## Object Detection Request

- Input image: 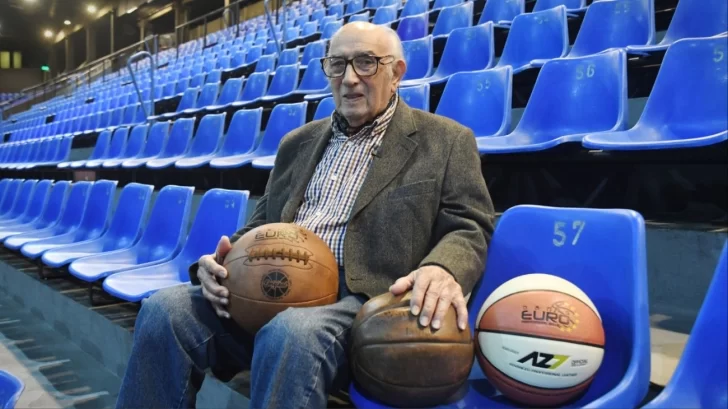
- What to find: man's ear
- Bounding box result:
[391,59,407,91]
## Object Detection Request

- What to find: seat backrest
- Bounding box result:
[479,0,525,24]
[267,64,300,97]
[402,36,434,81]
[245,46,263,64]
[255,54,277,73]
[516,49,627,141]
[122,104,136,125]
[177,87,200,112]
[298,59,329,91]
[278,48,300,67]
[569,0,654,58]
[217,78,243,106]
[256,102,307,155]
[436,23,495,78]
[240,70,270,101]
[122,124,150,159]
[220,108,262,156]
[637,34,728,137]
[436,66,512,137]
[0,179,10,202]
[373,4,398,25]
[301,40,326,66]
[644,243,727,408]
[328,3,343,18]
[89,130,112,161]
[397,13,429,41]
[432,0,461,10]
[0,370,23,409]
[399,84,430,111]
[349,12,369,23]
[37,180,70,227]
[159,117,195,158]
[400,0,428,18]
[106,127,130,159]
[432,2,473,37]
[206,69,222,84]
[197,83,221,108]
[314,97,336,120]
[135,185,195,263]
[345,0,364,14]
[52,136,73,162]
[190,73,205,88]
[533,0,584,11]
[74,180,118,241]
[322,20,343,40]
[55,181,92,233]
[177,189,249,281]
[302,21,319,37]
[101,183,154,251]
[661,0,727,44]
[468,205,649,405]
[141,121,171,157]
[18,179,53,223]
[497,6,569,71]
[108,107,123,127]
[0,179,23,216]
[187,113,226,156]
[5,179,36,218]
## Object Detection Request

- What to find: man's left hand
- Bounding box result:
[389,266,468,331]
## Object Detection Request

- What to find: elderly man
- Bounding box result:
[116,22,494,408]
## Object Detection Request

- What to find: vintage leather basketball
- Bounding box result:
[221,223,339,334]
[350,291,474,408]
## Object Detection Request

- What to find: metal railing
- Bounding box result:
[126,51,156,120]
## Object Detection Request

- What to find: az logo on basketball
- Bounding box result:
[518,352,570,370]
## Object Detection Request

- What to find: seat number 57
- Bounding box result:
[553,220,586,247]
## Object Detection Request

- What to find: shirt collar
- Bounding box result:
[331,93,398,139]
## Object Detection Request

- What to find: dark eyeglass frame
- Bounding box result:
[320,55,396,78]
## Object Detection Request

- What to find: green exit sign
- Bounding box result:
[41,65,50,72]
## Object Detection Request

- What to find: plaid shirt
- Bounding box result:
[293,94,399,266]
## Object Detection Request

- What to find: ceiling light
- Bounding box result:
[43,29,53,38]
[127,6,138,14]
[87,4,97,13]
[64,20,71,26]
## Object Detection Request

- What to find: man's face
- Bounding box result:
[326,27,399,128]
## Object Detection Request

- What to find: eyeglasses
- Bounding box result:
[320,55,395,78]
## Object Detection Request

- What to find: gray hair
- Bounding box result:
[328,22,405,65]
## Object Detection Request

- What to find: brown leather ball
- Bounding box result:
[221,223,339,334]
[350,291,474,408]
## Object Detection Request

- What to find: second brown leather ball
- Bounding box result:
[350,291,474,408]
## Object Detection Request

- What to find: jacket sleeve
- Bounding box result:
[188,175,272,286]
[418,127,495,296]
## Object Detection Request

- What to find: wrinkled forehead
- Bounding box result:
[328,29,390,58]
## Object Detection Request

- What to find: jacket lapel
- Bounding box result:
[280,122,333,222]
[349,102,418,220]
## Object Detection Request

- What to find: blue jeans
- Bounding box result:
[116,272,365,409]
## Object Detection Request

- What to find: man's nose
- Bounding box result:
[342,63,359,86]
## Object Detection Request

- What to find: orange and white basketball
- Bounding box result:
[475,274,605,407]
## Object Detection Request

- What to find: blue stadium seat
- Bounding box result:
[301,40,326,66]
[0,179,10,205]
[401,23,495,86]
[182,82,220,115]
[397,13,429,41]
[402,36,434,81]
[20,180,117,259]
[0,180,50,229]
[432,2,473,39]
[350,205,650,409]
[102,188,249,302]
[150,87,200,121]
[230,71,271,107]
[372,5,398,25]
[0,181,22,218]
[61,130,111,169]
[329,3,344,18]
[102,124,150,168]
[145,117,196,169]
[349,12,370,23]
[0,370,24,409]
[255,54,276,73]
[203,78,243,112]
[0,180,37,223]
[432,0,462,11]
[479,49,627,154]
[322,20,344,40]
[0,181,70,243]
[642,242,727,409]
[206,69,222,84]
[210,102,307,169]
[258,64,302,103]
[627,0,728,54]
[121,122,172,168]
[314,97,336,120]
[435,66,512,138]
[68,185,194,283]
[345,0,364,16]
[41,183,154,268]
[86,127,129,168]
[583,35,727,150]
[399,84,430,111]
[400,0,428,18]
[495,6,569,73]
[533,0,585,12]
[478,0,525,26]
[293,59,330,95]
[170,113,226,168]
[176,109,262,169]
[277,48,300,68]
[4,181,92,251]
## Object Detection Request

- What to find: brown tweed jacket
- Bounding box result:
[190,100,495,299]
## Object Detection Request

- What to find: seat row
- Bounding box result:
[0,178,248,303]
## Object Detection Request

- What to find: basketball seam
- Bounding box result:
[483,289,601,318]
[224,254,337,274]
[476,329,604,349]
[481,353,594,393]
[228,292,337,304]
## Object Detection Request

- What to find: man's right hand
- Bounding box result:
[198,236,233,319]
